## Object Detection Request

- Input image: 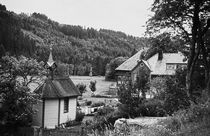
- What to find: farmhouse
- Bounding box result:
[33,48,81,128]
[115,50,187,84]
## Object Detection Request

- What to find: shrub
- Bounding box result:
[91,102,105,107]
[75,111,85,122]
[89,80,96,94]
[118,80,144,118]
[150,77,167,100]
[138,99,166,117]
[174,102,210,124]
[65,120,80,127]
[86,100,92,106]
[95,106,115,117]
[85,106,128,131]
[76,83,87,95]
[164,76,190,115]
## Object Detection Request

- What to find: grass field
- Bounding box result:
[70,76,117,103]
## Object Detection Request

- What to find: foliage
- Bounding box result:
[105,57,127,80]
[64,120,81,128]
[150,77,167,100]
[138,99,166,117]
[147,0,210,97]
[135,65,150,99]
[85,100,92,106]
[76,83,87,96]
[1,55,45,87]
[0,55,43,134]
[118,80,144,117]
[164,76,190,115]
[91,102,105,107]
[168,101,210,136]
[75,111,85,122]
[89,80,96,93]
[144,33,185,60]
[0,83,37,127]
[0,4,148,76]
[85,106,128,132]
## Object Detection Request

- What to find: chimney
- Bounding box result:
[158,50,163,60]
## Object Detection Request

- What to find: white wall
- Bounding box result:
[44,99,59,128]
[60,98,77,124]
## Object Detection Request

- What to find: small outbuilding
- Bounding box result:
[33,47,81,128]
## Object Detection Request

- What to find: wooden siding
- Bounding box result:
[44,99,59,128]
[60,98,77,124]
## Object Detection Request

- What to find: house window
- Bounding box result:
[177,64,187,69]
[166,64,176,70]
[64,98,69,113]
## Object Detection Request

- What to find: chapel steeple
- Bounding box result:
[47,45,56,79]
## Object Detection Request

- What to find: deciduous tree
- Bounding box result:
[0,55,45,133]
[147,0,210,97]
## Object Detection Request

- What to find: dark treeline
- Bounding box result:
[0,4,148,76]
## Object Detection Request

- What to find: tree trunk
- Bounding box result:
[186,0,200,98]
[207,72,210,97]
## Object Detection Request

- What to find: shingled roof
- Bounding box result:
[116,50,187,76]
[148,53,187,75]
[115,49,145,71]
[35,77,81,99]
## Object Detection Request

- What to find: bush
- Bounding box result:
[164,76,190,115]
[89,80,96,93]
[174,102,210,124]
[86,100,92,106]
[75,111,85,122]
[85,106,128,131]
[91,102,105,107]
[150,77,167,100]
[65,120,80,127]
[138,99,166,117]
[76,83,87,95]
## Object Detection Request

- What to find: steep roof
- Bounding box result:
[115,49,145,71]
[115,50,187,76]
[148,53,187,75]
[35,76,81,99]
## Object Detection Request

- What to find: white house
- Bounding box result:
[115,50,187,84]
[33,48,81,128]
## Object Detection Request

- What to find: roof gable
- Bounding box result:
[35,76,81,99]
[115,49,145,71]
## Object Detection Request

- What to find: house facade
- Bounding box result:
[33,48,81,128]
[115,50,187,84]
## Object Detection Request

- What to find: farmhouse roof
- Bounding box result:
[35,77,81,99]
[148,53,187,75]
[116,50,187,76]
[115,49,146,71]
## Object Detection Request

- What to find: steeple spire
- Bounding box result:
[47,45,55,67]
[47,44,56,79]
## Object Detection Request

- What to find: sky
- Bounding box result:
[1,0,154,37]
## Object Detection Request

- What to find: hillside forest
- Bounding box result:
[0,4,149,76]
